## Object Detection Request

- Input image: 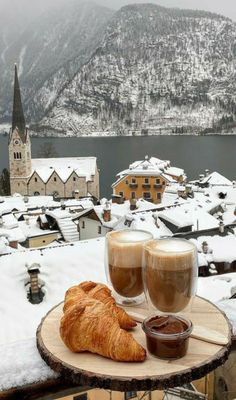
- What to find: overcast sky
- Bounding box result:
[97,0,236,20]
[0,0,235,22]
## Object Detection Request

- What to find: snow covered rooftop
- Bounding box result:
[31,157,97,183]
[199,172,232,186]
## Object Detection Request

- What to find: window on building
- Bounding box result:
[73,177,76,182]
[119,191,124,197]
[156,178,160,184]
[18,183,20,186]
[82,221,85,229]
[73,394,88,400]
[34,191,40,196]
[125,392,137,400]
[157,192,161,200]
[35,177,38,182]
[162,181,165,185]
[143,192,151,199]
[131,192,136,199]
[125,180,129,184]
[144,178,149,184]
[14,152,17,160]
[131,178,136,184]
[98,226,102,234]
[19,152,22,159]
[54,177,57,182]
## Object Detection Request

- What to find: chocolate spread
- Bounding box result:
[143,315,191,359]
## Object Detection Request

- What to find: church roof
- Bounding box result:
[31,157,97,183]
[12,65,27,143]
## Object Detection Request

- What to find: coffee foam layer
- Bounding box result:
[147,239,194,254]
[145,239,197,271]
[108,230,152,243]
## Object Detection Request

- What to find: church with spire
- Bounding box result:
[8,66,99,199]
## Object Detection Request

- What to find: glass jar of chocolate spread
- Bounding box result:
[142,314,193,359]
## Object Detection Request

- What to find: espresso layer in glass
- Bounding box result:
[109,265,143,298]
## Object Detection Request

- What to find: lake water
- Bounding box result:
[0,135,235,197]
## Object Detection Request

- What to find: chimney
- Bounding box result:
[199,174,205,182]
[177,186,187,199]
[61,199,66,210]
[9,238,18,249]
[205,169,210,177]
[112,194,124,204]
[27,263,44,304]
[103,201,111,222]
[185,184,193,195]
[23,195,29,203]
[219,221,225,234]
[202,241,209,254]
[25,215,30,225]
[130,198,137,210]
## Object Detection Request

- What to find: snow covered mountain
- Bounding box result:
[0,0,113,122]
[41,4,236,136]
[1,2,236,135]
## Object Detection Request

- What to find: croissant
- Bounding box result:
[64,282,137,329]
[60,297,146,362]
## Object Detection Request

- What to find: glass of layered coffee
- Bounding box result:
[143,238,198,313]
[105,230,153,305]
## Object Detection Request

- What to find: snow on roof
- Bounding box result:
[114,212,173,239]
[158,209,193,228]
[217,299,236,336]
[200,172,232,186]
[0,238,106,390]
[31,157,97,183]
[0,226,26,243]
[197,273,236,303]
[2,214,19,229]
[0,195,58,214]
[18,217,59,239]
[196,234,236,264]
[46,209,72,220]
[165,166,185,177]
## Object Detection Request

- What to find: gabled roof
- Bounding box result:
[31,157,97,184]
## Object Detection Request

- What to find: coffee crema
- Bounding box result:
[144,239,197,312]
[107,230,153,299]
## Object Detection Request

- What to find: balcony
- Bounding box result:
[142,183,151,189]
[154,184,162,189]
[129,183,138,188]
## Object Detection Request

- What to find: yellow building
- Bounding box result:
[112,157,186,205]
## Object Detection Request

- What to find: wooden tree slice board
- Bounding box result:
[37,296,232,392]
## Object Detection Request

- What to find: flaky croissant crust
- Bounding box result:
[60,296,146,362]
[63,281,136,330]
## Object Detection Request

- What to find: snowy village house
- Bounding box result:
[112,156,186,204]
[8,65,99,199]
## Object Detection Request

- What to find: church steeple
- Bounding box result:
[12,64,26,143]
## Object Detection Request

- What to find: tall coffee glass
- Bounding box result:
[144,238,198,313]
[105,230,153,305]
